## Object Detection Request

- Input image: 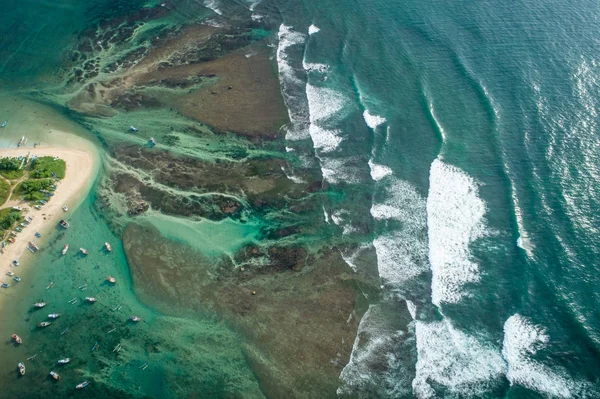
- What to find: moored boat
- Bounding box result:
[12,334,22,344]
[28,241,39,252]
[62,244,69,255]
[79,248,88,255]
[62,206,68,212]
[57,358,70,364]
[129,315,141,322]
[6,271,14,276]
[1,121,7,127]
[38,321,51,328]
[13,276,21,282]
[34,301,47,308]
[18,362,25,376]
[59,220,69,229]
[48,313,61,319]
[17,136,25,147]
[76,381,89,389]
[106,276,116,284]
[1,282,10,288]
[85,297,97,303]
[104,242,112,252]
[50,371,60,381]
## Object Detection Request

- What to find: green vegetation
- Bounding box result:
[13,179,53,201]
[29,156,66,179]
[163,134,181,146]
[0,179,10,206]
[0,208,22,231]
[0,157,24,179]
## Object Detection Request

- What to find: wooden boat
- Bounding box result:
[48,313,61,319]
[104,242,112,252]
[129,315,141,322]
[80,248,89,255]
[12,334,22,344]
[57,358,70,364]
[106,276,116,284]
[38,321,51,328]
[85,297,97,303]
[1,283,10,288]
[28,242,39,252]
[76,381,89,389]
[18,362,25,376]
[59,220,69,229]
[13,276,21,282]
[62,244,69,255]
[6,271,14,276]
[50,371,60,380]
[62,206,68,212]
[34,302,47,308]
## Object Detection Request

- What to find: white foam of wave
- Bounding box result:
[251,13,263,21]
[331,210,358,235]
[308,24,320,35]
[339,243,371,273]
[305,83,346,124]
[319,157,361,184]
[203,0,223,15]
[276,24,309,141]
[413,319,505,398]
[338,305,410,397]
[308,124,342,153]
[303,61,329,73]
[371,179,429,286]
[363,110,387,129]
[406,300,417,319]
[502,314,583,398]
[322,206,330,224]
[368,160,393,181]
[427,158,487,306]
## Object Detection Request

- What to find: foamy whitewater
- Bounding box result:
[426,158,488,306]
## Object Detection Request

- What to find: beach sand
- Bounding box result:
[0,147,97,295]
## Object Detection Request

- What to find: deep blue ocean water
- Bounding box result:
[0,0,599,397]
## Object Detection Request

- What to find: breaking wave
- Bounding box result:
[427,158,488,306]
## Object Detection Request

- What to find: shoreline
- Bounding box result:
[0,147,98,306]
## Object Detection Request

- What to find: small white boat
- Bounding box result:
[12,260,19,266]
[34,205,42,210]
[57,358,70,364]
[59,220,69,229]
[38,321,51,328]
[13,276,21,282]
[129,125,138,132]
[85,297,97,303]
[80,248,89,255]
[29,242,39,252]
[76,381,89,389]
[1,121,7,128]
[106,276,116,284]
[62,206,68,212]
[62,244,69,255]
[6,271,14,276]
[1,282,10,288]
[18,362,25,376]
[17,136,25,147]
[50,371,60,380]
[149,137,156,146]
[48,313,61,319]
[104,242,112,252]
[34,302,47,308]
[129,315,141,322]
[12,334,22,344]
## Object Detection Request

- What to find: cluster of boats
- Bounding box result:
[15,358,87,388]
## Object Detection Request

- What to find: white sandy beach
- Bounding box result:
[0,147,96,285]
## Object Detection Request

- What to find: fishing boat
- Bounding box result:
[85,297,97,303]
[18,362,25,376]
[7,237,15,243]
[35,232,42,237]
[37,321,51,328]
[48,313,61,319]
[62,206,68,212]
[57,358,70,364]
[106,276,116,284]
[91,341,99,352]
[50,371,60,381]
[1,283,10,288]
[12,260,19,266]
[104,242,112,252]
[129,315,141,322]
[40,200,47,205]
[79,248,89,255]
[76,381,89,389]
[129,125,138,132]
[59,220,69,229]
[149,137,156,146]
[13,276,21,282]
[1,121,7,127]
[34,205,42,210]
[12,334,22,344]
[6,271,14,276]
[28,242,39,252]
[62,244,69,255]
[34,301,47,308]
[112,343,122,352]
[17,136,25,147]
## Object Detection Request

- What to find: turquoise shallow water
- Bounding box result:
[1,0,600,397]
